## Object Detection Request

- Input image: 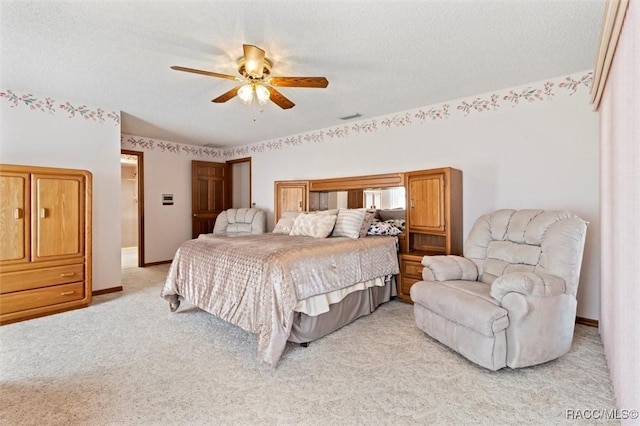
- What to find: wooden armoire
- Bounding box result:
[0,164,92,325]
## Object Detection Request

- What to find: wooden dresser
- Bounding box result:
[0,164,92,325]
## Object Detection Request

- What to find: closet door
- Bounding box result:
[32,173,85,262]
[0,172,30,265]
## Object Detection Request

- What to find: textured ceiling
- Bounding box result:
[0,1,604,148]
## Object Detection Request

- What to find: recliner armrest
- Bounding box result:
[421,255,479,282]
[490,272,566,302]
[251,210,267,234]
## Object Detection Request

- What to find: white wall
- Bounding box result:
[226,71,600,320]
[0,89,121,291]
[120,135,224,263]
[0,72,600,320]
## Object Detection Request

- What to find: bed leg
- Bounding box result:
[166,295,181,312]
[300,342,309,348]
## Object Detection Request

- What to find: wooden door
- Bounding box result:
[192,161,228,238]
[32,173,84,262]
[274,181,308,223]
[0,171,30,265]
[408,172,446,232]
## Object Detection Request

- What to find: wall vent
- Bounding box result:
[338,113,362,120]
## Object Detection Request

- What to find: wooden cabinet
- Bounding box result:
[0,164,92,325]
[399,167,462,302]
[274,180,308,223]
[406,167,462,254]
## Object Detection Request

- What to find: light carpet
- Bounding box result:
[0,265,616,425]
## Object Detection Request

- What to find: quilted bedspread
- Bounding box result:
[161,233,399,366]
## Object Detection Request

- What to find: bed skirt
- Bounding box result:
[288,277,396,343]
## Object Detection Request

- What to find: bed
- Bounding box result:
[161,232,399,366]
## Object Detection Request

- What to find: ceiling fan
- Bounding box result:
[171,44,329,110]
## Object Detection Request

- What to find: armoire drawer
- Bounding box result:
[0,264,84,294]
[0,282,85,315]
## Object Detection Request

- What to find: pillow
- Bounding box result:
[273,211,300,234]
[378,209,406,221]
[359,211,376,238]
[315,209,339,216]
[384,218,406,232]
[367,220,403,236]
[332,208,367,239]
[289,213,337,238]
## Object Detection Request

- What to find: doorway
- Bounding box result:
[228,157,252,208]
[121,150,145,268]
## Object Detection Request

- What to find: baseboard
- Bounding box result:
[576,316,599,327]
[92,286,123,296]
[143,260,173,267]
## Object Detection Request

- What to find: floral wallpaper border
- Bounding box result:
[0,89,120,125]
[221,71,593,159]
[2,71,592,160]
[120,135,223,159]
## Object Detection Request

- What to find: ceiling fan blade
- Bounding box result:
[268,87,295,109]
[243,44,266,78]
[171,66,239,81]
[212,87,240,103]
[269,77,329,88]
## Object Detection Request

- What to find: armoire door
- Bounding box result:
[0,172,30,265]
[32,173,85,262]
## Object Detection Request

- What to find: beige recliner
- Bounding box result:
[410,209,588,370]
[212,208,267,235]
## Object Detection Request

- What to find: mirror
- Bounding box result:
[309,187,406,211]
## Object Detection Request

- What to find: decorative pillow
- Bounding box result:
[332,208,367,239]
[378,209,406,221]
[289,213,337,238]
[273,211,300,234]
[384,218,406,232]
[359,211,376,238]
[315,209,339,216]
[367,220,403,236]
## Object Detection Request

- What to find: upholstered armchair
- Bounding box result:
[212,208,267,235]
[410,209,588,370]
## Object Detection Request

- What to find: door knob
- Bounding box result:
[193,214,197,217]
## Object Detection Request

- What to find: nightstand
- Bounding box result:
[397,253,424,303]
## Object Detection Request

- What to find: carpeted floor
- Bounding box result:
[0,265,616,425]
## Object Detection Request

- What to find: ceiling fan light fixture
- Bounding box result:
[238,83,270,106]
[172,44,327,110]
[255,84,270,105]
[237,84,255,105]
